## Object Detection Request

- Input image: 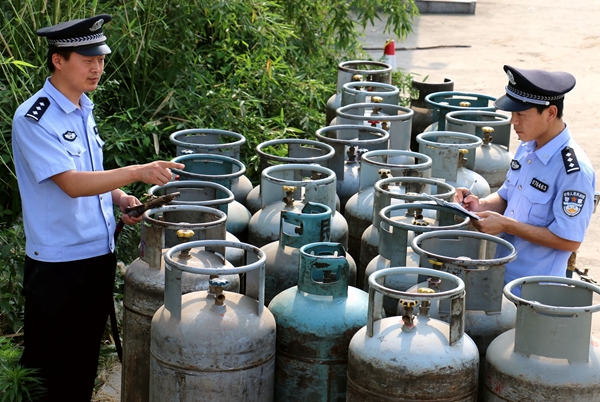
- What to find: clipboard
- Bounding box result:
[418,193,481,220]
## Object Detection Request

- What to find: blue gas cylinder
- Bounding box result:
[268,242,369,402]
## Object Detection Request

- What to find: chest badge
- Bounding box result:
[63,131,77,142]
[510,159,521,170]
[563,191,586,217]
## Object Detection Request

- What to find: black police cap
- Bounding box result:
[36,14,112,56]
[495,65,576,112]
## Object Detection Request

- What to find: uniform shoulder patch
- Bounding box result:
[25,97,51,122]
[562,147,580,174]
[563,190,586,217]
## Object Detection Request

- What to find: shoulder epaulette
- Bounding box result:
[25,97,50,122]
[561,146,580,175]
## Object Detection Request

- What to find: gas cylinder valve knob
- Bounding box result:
[176,229,195,259]
[459,101,471,107]
[347,145,358,162]
[351,74,364,82]
[209,278,229,307]
[282,186,297,206]
[458,149,469,167]
[427,277,442,290]
[482,126,494,145]
[181,149,194,155]
[417,287,436,316]
[400,299,418,330]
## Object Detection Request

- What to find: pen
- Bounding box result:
[460,180,477,205]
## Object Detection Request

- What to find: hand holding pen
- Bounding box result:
[460,180,477,206]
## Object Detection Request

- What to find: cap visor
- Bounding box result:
[494,94,534,112]
[73,43,112,56]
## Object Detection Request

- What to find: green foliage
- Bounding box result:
[0,338,46,402]
[0,222,25,336]
[1,0,418,224]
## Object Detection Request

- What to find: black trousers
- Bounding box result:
[20,253,116,402]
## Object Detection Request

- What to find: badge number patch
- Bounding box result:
[530,178,548,192]
[563,190,586,217]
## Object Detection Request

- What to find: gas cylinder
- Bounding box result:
[171,153,251,241]
[122,205,240,402]
[169,128,253,205]
[150,240,275,401]
[268,242,368,402]
[338,81,399,113]
[326,60,392,125]
[445,110,513,192]
[410,229,518,356]
[343,149,432,283]
[424,91,497,132]
[359,176,455,289]
[315,124,390,211]
[409,78,454,151]
[364,203,471,316]
[147,180,244,267]
[347,267,479,401]
[245,138,336,215]
[333,102,414,162]
[249,202,356,305]
[247,164,349,248]
[483,276,600,401]
[416,131,491,198]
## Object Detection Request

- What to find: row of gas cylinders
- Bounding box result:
[126,231,600,402]
[121,60,600,401]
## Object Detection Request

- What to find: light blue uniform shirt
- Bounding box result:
[496,125,596,284]
[12,78,115,262]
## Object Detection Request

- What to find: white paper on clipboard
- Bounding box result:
[418,193,481,220]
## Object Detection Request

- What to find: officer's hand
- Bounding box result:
[454,187,479,211]
[117,194,143,225]
[471,211,506,235]
[138,161,185,186]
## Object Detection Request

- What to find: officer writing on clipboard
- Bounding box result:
[455,65,596,288]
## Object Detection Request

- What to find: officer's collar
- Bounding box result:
[526,125,571,165]
[43,77,94,113]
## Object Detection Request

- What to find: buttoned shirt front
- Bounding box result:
[12,78,115,262]
[495,125,595,284]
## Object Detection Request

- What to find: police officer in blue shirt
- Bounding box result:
[12,15,184,401]
[456,65,596,289]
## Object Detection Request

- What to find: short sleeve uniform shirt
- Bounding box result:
[495,125,596,284]
[12,78,115,262]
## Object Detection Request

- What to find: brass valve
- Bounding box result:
[209,277,229,307]
[282,186,297,206]
[400,299,418,329]
[378,169,391,180]
[351,74,364,82]
[482,126,494,145]
[417,287,435,316]
[347,145,358,162]
[459,101,471,107]
[458,148,469,167]
[176,229,195,259]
